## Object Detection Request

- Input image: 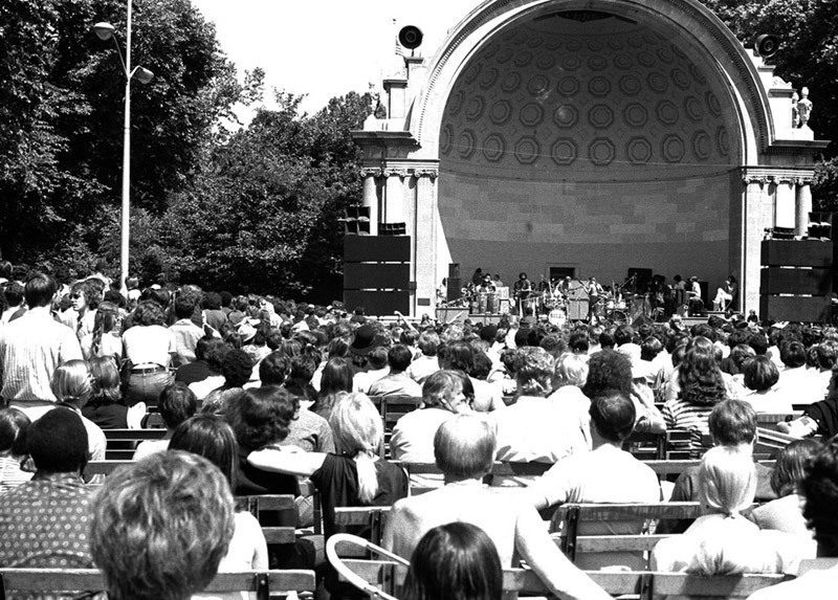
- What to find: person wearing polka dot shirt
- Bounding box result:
[0,408,94,580]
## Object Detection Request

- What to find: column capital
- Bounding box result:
[740,167,815,185]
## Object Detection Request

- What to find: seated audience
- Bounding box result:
[747,437,838,599]
[0,408,94,568]
[179,336,227,390]
[402,523,502,600]
[82,355,146,429]
[169,415,268,573]
[0,408,31,493]
[493,348,587,481]
[248,392,408,596]
[662,341,727,456]
[50,359,106,462]
[751,438,822,535]
[585,350,665,434]
[528,391,661,569]
[368,344,422,397]
[439,342,503,412]
[383,415,610,600]
[653,446,809,575]
[391,370,472,462]
[742,355,794,413]
[405,331,441,385]
[90,451,235,600]
[133,382,198,460]
[659,399,776,534]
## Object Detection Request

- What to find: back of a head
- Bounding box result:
[388,344,413,373]
[780,341,806,369]
[434,414,496,480]
[698,446,756,517]
[221,348,253,388]
[24,272,56,308]
[402,522,502,600]
[589,391,636,443]
[742,355,779,392]
[328,392,382,456]
[708,399,756,446]
[50,359,93,408]
[259,351,292,386]
[801,438,838,556]
[613,325,634,347]
[771,438,822,498]
[169,415,238,488]
[228,386,295,451]
[422,370,464,409]
[90,451,235,600]
[568,330,589,354]
[28,408,88,473]
[320,357,354,395]
[583,350,632,398]
[554,353,589,388]
[0,408,30,456]
[159,383,198,430]
[514,346,555,397]
[88,356,121,402]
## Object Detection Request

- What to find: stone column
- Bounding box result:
[742,176,773,314]
[414,169,439,316]
[361,172,379,235]
[774,179,796,229]
[795,180,813,237]
[384,171,406,224]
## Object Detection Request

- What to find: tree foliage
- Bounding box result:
[0,0,240,275]
[157,90,373,301]
[700,0,838,206]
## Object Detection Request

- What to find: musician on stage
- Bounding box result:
[513,272,533,313]
[477,273,497,294]
[585,276,603,319]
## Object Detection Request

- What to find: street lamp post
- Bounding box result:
[93,0,153,293]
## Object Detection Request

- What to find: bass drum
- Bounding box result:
[548,308,567,327]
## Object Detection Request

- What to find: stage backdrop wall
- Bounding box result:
[436,14,740,290]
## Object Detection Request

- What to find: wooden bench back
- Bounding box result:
[0,569,316,600]
[337,560,789,599]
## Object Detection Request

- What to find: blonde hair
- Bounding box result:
[328,392,383,503]
[555,353,589,388]
[51,359,93,408]
[699,446,756,517]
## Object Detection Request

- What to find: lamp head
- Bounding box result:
[134,67,154,85]
[93,22,115,41]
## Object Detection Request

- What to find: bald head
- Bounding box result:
[434,415,496,480]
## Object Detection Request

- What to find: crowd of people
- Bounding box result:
[1,260,838,598]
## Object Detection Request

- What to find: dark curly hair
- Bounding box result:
[133,300,166,327]
[583,350,632,398]
[677,349,726,407]
[801,436,838,556]
[226,386,296,451]
[221,349,253,388]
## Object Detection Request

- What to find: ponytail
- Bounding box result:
[354,450,379,503]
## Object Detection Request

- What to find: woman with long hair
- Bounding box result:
[82,356,146,429]
[402,523,503,600]
[248,392,408,595]
[169,415,268,574]
[50,359,106,462]
[663,337,727,456]
[90,300,124,360]
[312,357,353,420]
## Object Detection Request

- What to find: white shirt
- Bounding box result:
[122,324,176,366]
[528,444,660,508]
[748,562,838,600]
[405,355,440,384]
[0,307,82,402]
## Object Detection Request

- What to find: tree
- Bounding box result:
[700,0,838,207]
[0,0,242,275]
[158,90,373,301]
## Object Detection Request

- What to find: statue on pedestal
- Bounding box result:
[797,86,813,128]
[791,91,800,128]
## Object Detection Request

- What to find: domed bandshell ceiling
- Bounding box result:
[439,12,742,182]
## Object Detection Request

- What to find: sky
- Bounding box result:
[191,0,474,117]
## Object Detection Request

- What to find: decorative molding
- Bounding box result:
[362,160,440,180]
[740,167,815,185]
[412,0,771,152]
